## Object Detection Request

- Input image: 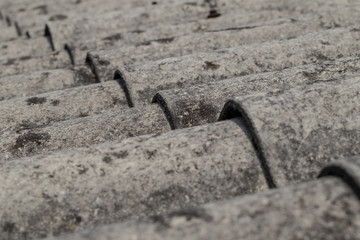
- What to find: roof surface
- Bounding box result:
[0,0,360,239]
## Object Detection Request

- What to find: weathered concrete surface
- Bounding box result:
[50,0,337,51]
[0,50,71,78]
[0,104,171,161]
[0,80,127,133]
[14,0,180,37]
[44,165,360,240]
[0,66,96,101]
[114,28,360,107]
[0,37,52,62]
[220,76,360,187]
[154,57,360,129]
[0,0,74,19]
[69,2,359,65]
[72,9,294,66]
[0,118,267,240]
[87,9,360,81]
[45,2,216,51]
[319,155,360,199]
[10,0,183,23]
[0,25,18,41]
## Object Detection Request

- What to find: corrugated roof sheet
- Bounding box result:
[0,0,360,239]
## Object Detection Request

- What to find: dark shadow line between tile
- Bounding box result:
[152,93,176,130]
[64,43,75,65]
[219,100,277,189]
[85,53,101,83]
[14,21,22,36]
[44,23,55,51]
[319,162,360,201]
[114,69,134,108]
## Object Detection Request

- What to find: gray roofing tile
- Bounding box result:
[219,76,360,187]
[47,0,358,51]
[0,50,70,78]
[320,155,360,199]
[154,57,360,129]
[15,0,181,37]
[45,2,219,51]
[0,25,19,41]
[0,118,266,239]
[70,9,305,65]
[0,80,127,134]
[44,157,360,240]
[0,37,52,61]
[0,104,170,161]
[114,28,360,107]
[0,66,96,101]
[1,0,360,238]
[85,7,360,72]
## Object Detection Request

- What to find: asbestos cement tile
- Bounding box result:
[45,2,218,51]
[0,80,127,133]
[87,7,360,82]
[43,158,360,240]
[0,25,19,41]
[0,118,266,239]
[0,66,96,101]
[0,104,171,161]
[0,37,52,62]
[14,0,183,37]
[154,57,360,129]
[67,1,359,64]
[219,76,360,187]
[0,50,71,78]
[114,28,360,107]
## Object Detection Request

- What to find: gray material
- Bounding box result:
[219,76,360,187]
[115,28,360,107]
[0,50,70,78]
[0,66,96,101]
[0,25,18,41]
[14,0,179,36]
[0,0,74,19]
[320,155,360,199]
[11,0,182,23]
[72,9,297,66]
[87,9,360,82]
[0,118,267,239]
[154,57,360,129]
[0,37,52,62]
[0,104,171,161]
[67,1,359,65]
[45,2,216,51]
[43,175,360,240]
[0,80,127,133]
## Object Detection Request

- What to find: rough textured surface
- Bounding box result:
[115,28,360,107]
[0,104,170,161]
[0,118,267,240]
[46,1,219,51]
[65,0,358,64]
[0,37,52,61]
[0,80,127,133]
[154,57,360,129]
[1,0,360,239]
[14,0,177,37]
[0,49,71,78]
[44,176,360,240]
[320,155,360,200]
[73,10,294,66]
[220,76,360,187]
[87,9,360,82]
[0,25,18,41]
[0,66,96,101]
